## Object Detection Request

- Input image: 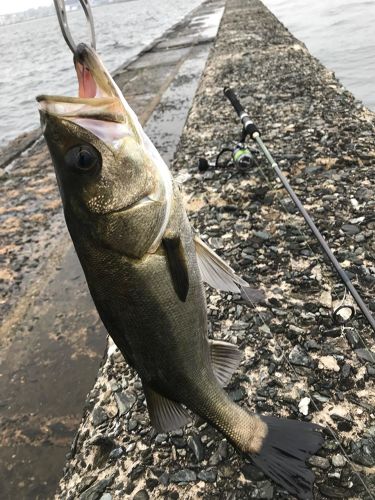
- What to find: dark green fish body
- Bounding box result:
[69,186,208,392]
[66,180,258,447]
[37,43,323,498]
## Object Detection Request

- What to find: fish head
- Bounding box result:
[37,43,172,258]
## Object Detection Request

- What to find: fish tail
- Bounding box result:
[239,414,323,499]
[191,387,322,498]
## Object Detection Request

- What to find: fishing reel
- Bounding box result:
[197,141,256,172]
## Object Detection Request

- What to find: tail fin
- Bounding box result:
[251,416,323,499]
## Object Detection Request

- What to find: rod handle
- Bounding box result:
[223,87,260,138]
[223,87,245,117]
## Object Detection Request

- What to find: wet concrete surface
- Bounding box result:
[0,0,225,498]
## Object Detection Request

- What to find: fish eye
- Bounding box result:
[65,144,101,173]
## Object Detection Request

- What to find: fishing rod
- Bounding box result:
[202,87,375,334]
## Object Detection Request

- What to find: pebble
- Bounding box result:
[126,443,136,453]
[251,481,274,499]
[253,230,271,240]
[288,345,312,367]
[169,469,197,483]
[241,463,265,481]
[128,419,138,431]
[158,471,169,486]
[133,490,149,500]
[170,436,186,448]
[309,456,330,470]
[108,447,123,460]
[298,397,310,415]
[130,464,145,481]
[351,436,375,466]
[197,468,217,482]
[187,435,204,461]
[114,392,136,416]
[78,476,98,494]
[331,454,346,467]
[319,484,351,498]
[80,478,113,500]
[341,223,360,235]
[355,348,375,364]
[318,356,340,372]
[340,363,351,379]
[208,440,227,465]
[92,407,108,427]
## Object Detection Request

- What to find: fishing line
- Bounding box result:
[240,290,374,499]
[249,153,374,363]
[229,107,375,495]
[200,89,375,496]
[222,87,375,336]
[205,87,375,360]
[236,126,375,498]
[205,155,375,498]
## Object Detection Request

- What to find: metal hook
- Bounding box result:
[53,0,96,54]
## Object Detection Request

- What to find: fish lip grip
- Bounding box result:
[53,0,96,54]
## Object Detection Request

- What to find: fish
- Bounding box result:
[36,43,323,499]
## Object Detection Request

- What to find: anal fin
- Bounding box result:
[210,340,242,386]
[144,384,191,432]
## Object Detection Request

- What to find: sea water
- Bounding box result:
[0,0,374,148]
[0,0,203,147]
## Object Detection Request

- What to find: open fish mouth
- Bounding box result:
[36,43,134,144]
[36,43,174,252]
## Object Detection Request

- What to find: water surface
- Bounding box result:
[0,0,203,147]
[263,0,375,110]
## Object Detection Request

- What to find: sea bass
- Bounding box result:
[37,43,322,498]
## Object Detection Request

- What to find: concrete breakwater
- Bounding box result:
[0,1,225,498]
[56,0,375,499]
[1,0,374,498]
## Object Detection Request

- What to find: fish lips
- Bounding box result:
[73,43,117,100]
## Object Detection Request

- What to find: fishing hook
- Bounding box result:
[53,0,96,54]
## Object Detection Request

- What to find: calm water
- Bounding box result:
[0,0,203,147]
[263,0,375,111]
[1,1,374,148]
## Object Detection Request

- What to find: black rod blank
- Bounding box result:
[224,88,375,334]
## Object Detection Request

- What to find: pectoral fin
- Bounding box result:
[163,235,189,302]
[194,235,265,304]
[210,340,242,386]
[144,385,191,432]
